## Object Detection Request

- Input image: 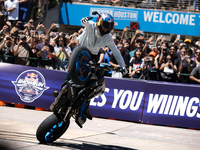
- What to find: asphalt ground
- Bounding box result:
[0,106,199,150]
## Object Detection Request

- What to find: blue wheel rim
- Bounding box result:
[45,121,64,142]
[75,50,92,82]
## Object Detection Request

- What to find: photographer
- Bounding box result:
[36,34,56,68]
[13,34,34,65]
[0,35,14,63]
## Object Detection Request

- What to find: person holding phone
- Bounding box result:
[178,46,196,83]
[0,35,14,63]
[36,34,56,68]
[159,54,178,82]
[54,37,71,70]
[13,34,34,65]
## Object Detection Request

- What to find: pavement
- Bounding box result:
[0,106,199,150]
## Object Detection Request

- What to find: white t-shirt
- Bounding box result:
[4,0,19,20]
[54,46,71,61]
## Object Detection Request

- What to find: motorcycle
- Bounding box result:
[36,46,123,144]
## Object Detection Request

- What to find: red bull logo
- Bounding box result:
[12,70,49,103]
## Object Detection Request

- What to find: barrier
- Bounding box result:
[0,62,199,129]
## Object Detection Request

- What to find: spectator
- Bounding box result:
[129,30,145,57]
[184,39,192,48]
[97,47,106,63]
[36,34,56,68]
[177,39,186,55]
[109,42,130,78]
[19,0,30,26]
[95,46,113,76]
[193,0,200,12]
[13,34,34,65]
[129,47,144,78]
[109,42,130,68]
[0,1,7,29]
[37,0,45,18]
[159,54,178,82]
[142,51,159,80]
[191,48,200,67]
[0,35,14,63]
[178,46,196,83]
[190,66,200,84]
[54,37,71,70]
[129,36,145,57]
[168,45,179,68]
[177,0,186,10]
[159,41,169,64]
[4,0,19,26]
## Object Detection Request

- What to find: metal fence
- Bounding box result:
[0,55,195,84]
[71,0,200,13]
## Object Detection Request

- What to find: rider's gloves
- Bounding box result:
[121,67,128,76]
[81,16,92,24]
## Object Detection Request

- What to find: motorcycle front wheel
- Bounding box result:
[36,113,70,144]
[68,46,92,85]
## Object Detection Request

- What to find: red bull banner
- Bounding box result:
[0,62,199,129]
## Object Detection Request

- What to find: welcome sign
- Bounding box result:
[59,3,200,36]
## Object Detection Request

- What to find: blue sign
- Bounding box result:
[0,63,200,129]
[59,3,200,36]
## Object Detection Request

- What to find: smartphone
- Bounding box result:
[184,56,189,60]
[54,23,59,28]
[145,57,152,61]
[54,32,58,36]
[39,22,43,24]
[177,34,180,39]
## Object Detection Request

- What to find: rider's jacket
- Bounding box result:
[76,18,125,68]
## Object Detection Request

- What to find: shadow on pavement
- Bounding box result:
[48,141,137,150]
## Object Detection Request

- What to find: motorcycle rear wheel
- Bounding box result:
[68,46,92,85]
[36,113,70,144]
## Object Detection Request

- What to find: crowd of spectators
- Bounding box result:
[0,0,200,84]
[1,18,200,84]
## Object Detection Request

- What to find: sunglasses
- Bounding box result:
[45,39,50,41]
[196,52,200,54]
[59,40,63,42]
[117,46,123,49]
[6,37,11,40]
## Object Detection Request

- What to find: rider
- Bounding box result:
[53,12,127,124]
[76,12,126,68]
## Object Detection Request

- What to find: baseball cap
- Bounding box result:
[184,39,191,43]
[149,51,157,57]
